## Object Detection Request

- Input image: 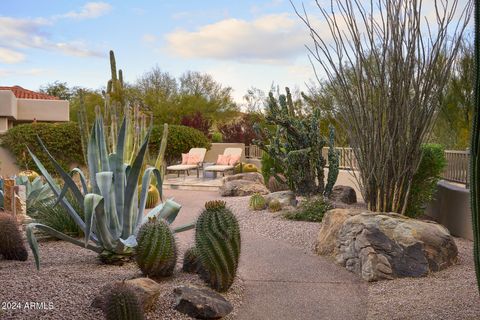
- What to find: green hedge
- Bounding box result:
[406,143,447,218]
[149,125,211,164]
[1,122,83,173]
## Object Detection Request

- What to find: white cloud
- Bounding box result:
[57,2,112,20]
[165,13,310,64]
[0,3,109,63]
[0,47,25,63]
[0,68,47,77]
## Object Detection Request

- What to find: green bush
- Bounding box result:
[1,122,83,173]
[406,144,447,218]
[211,131,223,143]
[29,191,84,237]
[149,125,211,164]
[284,197,332,222]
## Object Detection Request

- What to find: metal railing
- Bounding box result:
[246,145,470,186]
[443,150,469,186]
[245,145,263,159]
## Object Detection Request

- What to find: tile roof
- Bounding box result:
[0,86,59,100]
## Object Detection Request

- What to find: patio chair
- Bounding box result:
[204,148,243,177]
[166,148,207,178]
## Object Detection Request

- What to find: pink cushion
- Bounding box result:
[187,154,200,165]
[217,154,231,165]
[181,153,189,164]
[228,154,241,166]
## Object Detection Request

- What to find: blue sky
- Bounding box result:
[0,0,472,104]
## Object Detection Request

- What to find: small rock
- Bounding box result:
[92,278,161,312]
[174,285,233,319]
[220,172,269,197]
[329,185,357,204]
[264,191,296,208]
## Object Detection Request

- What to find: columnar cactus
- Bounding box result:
[0,213,28,261]
[249,193,266,210]
[104,283,145,320]
[471,1,480,293]
[195,201,241,292]
[135,218,177,277]
[324,126,339,197]
[254,87,339,196]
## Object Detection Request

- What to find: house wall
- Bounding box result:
[425,181,473,240]
[17,99,69,122]
[0,90,17,120]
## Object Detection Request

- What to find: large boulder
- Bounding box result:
[92,278,161,311]
[264,191,297,208]
[174,285,233,319]
[220,172,269,196]
[329,185,357,204]
[316,210,458,281]
[315,209,361,255]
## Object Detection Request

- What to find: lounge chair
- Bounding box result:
[204,148,243,177]
[166,148,207,178]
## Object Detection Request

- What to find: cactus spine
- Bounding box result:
[249,193,266,210]
[135,218,177,277]
[471,2,480,293]
[0,213,28,261]
[195,202,241,292]
[105,283,145,320]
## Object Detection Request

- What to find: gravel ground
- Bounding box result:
[225,196,480,320]
[0,240,244,320]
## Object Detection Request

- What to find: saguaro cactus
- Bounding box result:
[471,1,480,293]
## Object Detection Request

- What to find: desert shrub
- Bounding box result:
[218,113,261,145]
[29,191,84,237]
[284,197,332,222]
[150,124,211,164]
[405,144,447,218]
[1,122,83,172]
[180,111,212,137]
[211,131,223,142]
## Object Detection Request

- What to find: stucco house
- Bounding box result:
[0,86,69,133]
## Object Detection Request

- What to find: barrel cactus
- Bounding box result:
[18,170,40,182]
[204,200,227,210]
[105,282,145,320]
[138,184,160,209]
[234,163,258,174]
[182,246,201,273]
[135,218,177,277]
[0,213,28,261]
[195,201,241,292]
[250,193,266,211]
[268,199,282,212]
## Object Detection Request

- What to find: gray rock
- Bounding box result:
[316,210,458,281]
[174,285,233,319]
[329,185,357,204]
[264,191,297,208]
[220,172,269,196]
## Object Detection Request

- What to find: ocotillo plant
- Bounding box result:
[254,87,339,196]
[471,1,480,293]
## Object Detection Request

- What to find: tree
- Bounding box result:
[39,81,72,100]
[432,39,474,149]
[294,0,472,213]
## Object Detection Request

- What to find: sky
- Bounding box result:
[0,0,472,104]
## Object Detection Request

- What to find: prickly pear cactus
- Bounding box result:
[254,87,338,196]
[195,203,241,292]
[249,193,266,210]
[105,283,145,320]
[135,218,177,277]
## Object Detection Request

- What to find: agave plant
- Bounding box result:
[15,176,54,215]
[26,115,194,269]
